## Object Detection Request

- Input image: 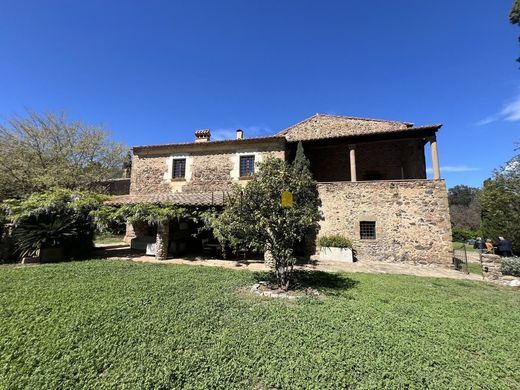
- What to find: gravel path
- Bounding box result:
[97,244,483,281]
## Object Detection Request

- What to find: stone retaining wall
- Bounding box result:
[480,254,503,281]
[317,180,452,265]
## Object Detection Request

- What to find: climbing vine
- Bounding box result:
[92,203,219,232]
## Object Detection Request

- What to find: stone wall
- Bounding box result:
[130,153,172,195]
[130,144,285,195]
[317,180,452,265]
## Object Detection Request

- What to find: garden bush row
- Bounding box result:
[501,257,520,277]
[317,235,352,248]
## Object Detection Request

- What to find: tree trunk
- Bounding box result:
[277,262,291,291]
[264,249,275,268]
[155,221,169,260]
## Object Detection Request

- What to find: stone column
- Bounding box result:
[429,136,440,180]
[124,222,135,244]
[349,145,357,182]
[155,221,170,260]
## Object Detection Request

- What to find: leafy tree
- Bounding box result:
[293,140,310,173]
[449,203,481,230]
[122,151,133,178]
[480,153,520,252]
[448,185,479,207]
[213,154,322,290]
[0,111,128,200]
[448,185,481,230]
[510,0,520,63]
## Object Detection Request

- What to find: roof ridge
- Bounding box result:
[276,114,320,136]
[276,113,415,136]
[315,113,414,126]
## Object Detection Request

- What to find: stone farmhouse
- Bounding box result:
[109,114,452,264]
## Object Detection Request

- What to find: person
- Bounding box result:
[485,239,494,254]
[474,237,484,253]
[497,236,513,257]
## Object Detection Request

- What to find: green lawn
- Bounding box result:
[1,261,519,389]
[466,261,483,276]
[452,241,478,253]
[94,233,125,245]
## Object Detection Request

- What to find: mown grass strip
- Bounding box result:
[0,260,518,389]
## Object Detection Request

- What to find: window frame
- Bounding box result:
[172,158,187,180]
[360,221,376,240]
[239,155,255,178]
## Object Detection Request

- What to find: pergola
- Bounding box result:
[105,191,226,260]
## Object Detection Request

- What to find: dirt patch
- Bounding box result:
[250,281,320,299]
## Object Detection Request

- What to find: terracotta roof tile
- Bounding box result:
[105,192,225,206]
[133,136,285,153]
[131,114,442,153]
[277,114,440,142]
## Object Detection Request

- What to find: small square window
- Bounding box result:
[239,155,255,177]
[360,221,376,240]
[172,159,186,179]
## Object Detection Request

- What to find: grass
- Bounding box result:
[453,258,483,276]
[94,233,125,245]
[466,261,483,276]
[452,241,478,253]
[1,260,519,389]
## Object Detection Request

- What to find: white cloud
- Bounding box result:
[475,115,498,126]
[426,166,479,173]
[500,96,520,121]
[476,92,520,125]
[211,125,272,140]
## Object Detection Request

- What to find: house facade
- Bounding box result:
[111,114,452,265]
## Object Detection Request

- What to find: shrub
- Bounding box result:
[317,235,352,249]
[452,227,481,243]
[1,188,108,260]
[501,257,520,277]
[11,215,79,259]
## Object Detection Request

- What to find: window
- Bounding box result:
[239,155,255,177]
[172,159,186,179]
[360,221,376,240]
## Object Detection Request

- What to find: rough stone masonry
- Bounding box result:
[318,180,452,265]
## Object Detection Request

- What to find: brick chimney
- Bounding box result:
[195,129,211,142]
[236,129,244,139]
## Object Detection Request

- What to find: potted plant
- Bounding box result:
[12,216,77,262]
[317,235,353,262]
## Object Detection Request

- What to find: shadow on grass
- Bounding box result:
[253,269,358,292]
[91,245,146,260]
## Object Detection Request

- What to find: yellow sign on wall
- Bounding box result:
[281,191,293,208]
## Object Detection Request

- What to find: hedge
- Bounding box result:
[501,257,520,277]
[317,235,352,249]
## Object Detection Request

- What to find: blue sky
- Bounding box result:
[0,0,518,188]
